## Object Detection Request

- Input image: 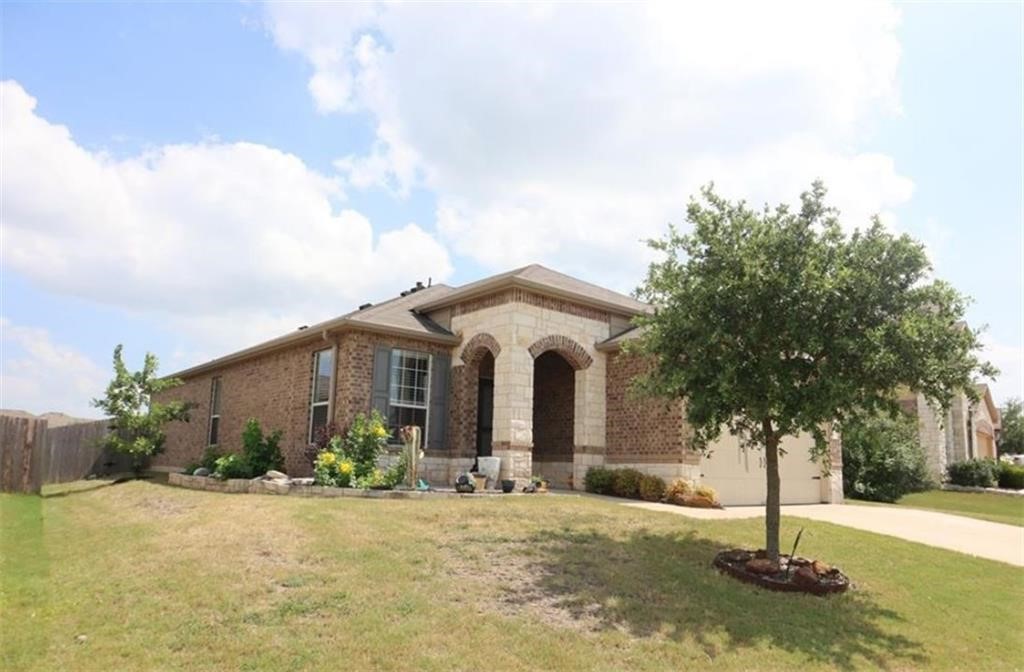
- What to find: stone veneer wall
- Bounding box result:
[446,290,612,486]
[154,330,453,477]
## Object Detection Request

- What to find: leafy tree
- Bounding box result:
[631,182,994,561]
[841,411,932,503]
[998,398,1024,455]
[92,345,194,471]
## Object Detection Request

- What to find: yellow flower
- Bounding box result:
[319,452,336,465]
[339,461,353,475]
[374,426,389,439]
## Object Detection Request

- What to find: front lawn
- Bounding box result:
[2,481,1022,671]
[851,489,1024,527]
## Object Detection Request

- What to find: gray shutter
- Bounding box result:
[428,354,450,451]
[371,346,392,419]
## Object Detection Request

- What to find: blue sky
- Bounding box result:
[1,1,1021,417]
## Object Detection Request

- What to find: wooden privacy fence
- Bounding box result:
[0,417,133,494]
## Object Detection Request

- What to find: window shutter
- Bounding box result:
[428,353,450,451]
[371,346,391,418]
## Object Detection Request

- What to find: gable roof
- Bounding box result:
[975,383,1001,427]
[413,264,650,317]
[167,264,650,379]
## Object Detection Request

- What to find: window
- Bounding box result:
[309,348,334,442]
[388,349,431,440]
[208,377,222,446]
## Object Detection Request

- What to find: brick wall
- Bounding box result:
[532,351,575,461]
[154,330,455,476]
[605,351,698,465]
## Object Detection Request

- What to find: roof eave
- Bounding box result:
[168,320,460,380]
[414,276,649,317]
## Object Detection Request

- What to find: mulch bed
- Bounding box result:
[713,549,850,596]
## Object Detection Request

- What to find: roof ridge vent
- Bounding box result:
[358,302,373,310]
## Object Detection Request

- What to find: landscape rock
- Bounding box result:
[792,565,820,588]
[745,558,779,575]
[291,477,314,486]
[811,560,832,576]
[192,467,210,477]
[265,470,288,480]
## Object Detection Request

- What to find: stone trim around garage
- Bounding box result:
[166,472,539,499]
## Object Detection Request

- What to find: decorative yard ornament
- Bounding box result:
[400,425,424,488]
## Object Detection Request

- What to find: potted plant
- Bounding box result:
[500,479,516,493]
[531,475,549,493]
[454,472,475,494]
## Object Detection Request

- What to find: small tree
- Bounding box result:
[632,182,994,561]
[92,345,194,471]
[998,398,1024,455]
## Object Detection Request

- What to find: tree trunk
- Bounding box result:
[763,420,781,562]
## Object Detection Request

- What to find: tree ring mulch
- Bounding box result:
[713,549,850,595]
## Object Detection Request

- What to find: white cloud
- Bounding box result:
[981,335,1024,405]
[265,0,911,292]
[0,80,453,358]
[0,317,107,418]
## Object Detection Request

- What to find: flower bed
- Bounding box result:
[712,549,850,596]
[167,472,542,499]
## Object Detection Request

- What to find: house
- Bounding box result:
[154,264,843,506]
[900,383,1001,482]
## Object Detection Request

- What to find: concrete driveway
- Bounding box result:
[618,500,1024,567]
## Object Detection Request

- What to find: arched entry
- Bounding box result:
[458,332,501,460]
[475,351,495,457]
[532,351,575,471]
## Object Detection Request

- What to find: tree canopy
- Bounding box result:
[631,182,994,560]
[998,398,1024,455]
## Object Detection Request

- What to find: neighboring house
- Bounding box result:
[155,264,842,506]
[900,383,1002,482]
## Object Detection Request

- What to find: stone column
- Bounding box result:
[571,356,607,490]
[491,343,533,482]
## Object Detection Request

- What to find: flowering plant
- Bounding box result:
[313,449,354,487]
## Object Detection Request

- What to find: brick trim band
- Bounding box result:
[459,332,501,365]
[528,334,593,370]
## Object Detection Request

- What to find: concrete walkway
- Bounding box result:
[618,500,1024,567]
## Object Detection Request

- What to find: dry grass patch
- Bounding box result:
[2,482,1022,671]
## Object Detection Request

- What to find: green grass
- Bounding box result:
[851,490,1024,527]
[2,482,1022,671]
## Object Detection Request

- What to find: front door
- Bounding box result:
[476,378,494,457]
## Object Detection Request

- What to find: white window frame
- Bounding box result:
[308,347,336,443]
[388,348,432,443]
[207,377,222,446]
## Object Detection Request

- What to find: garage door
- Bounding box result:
[700,431,824,506]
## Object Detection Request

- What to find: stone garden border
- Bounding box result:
[167,472,541,499]
[941,484,1024,498]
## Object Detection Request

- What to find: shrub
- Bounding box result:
[664,478,694,505]
[947,458,1000,488]
[306,421,342,467]
[242,418,284,476]
[842,411,933,503]
[213,453,253,480]
[584,467,615,495]
[313,451,353,488]
[343,411,391,479]
[611,468,644,499]
[184,445,222,474]
[997,462,1024,490]
[694,483,719,503]
[638,474,666,502]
